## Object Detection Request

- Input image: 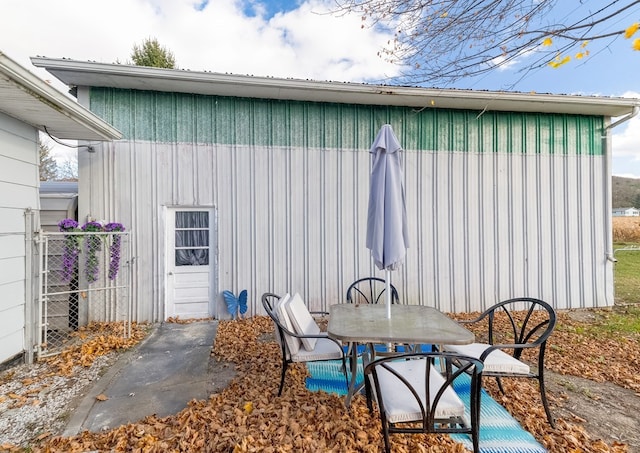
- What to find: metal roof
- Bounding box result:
[0,52,121,140]
[31,56,640,118]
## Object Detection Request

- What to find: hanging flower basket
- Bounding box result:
[81,221,104,284]
[104,222,125,280]
[58,218,80,283]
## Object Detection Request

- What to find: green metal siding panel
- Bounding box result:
[89,87,605,155]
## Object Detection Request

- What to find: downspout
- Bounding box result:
[602,105,640,263]
[603,106,639,306]
[605,106,639,131]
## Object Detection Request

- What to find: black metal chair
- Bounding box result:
[346,277,400,305]
[346,277,417,357]
[442,297,557,426]
[364,352,484,453]
[261,292,348,396]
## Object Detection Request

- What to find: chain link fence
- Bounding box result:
[35,231,131,359]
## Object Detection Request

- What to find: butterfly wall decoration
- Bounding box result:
[222,289,248,320]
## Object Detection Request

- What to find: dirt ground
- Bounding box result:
[545,370,640,451]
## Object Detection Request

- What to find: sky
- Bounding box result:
[1,0,639,177]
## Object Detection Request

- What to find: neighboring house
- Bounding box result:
[612,207,640,217]
[39,181,79,231]
[32,57,640,321]
[0,52,121,366]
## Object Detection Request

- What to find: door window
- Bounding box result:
[175,211,209,266]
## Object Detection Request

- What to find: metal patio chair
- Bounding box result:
[261,292,348,396]
[442,297,557,426]
[364,352,484,453]
[346,277,418,357]
[346,277,400,305]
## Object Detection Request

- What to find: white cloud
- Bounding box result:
[0,0,397,82]
[611,92,640,177]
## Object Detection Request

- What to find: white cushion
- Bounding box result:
[275,293,301,355]
[285,293,321,351]
[291,335,344,362]
[443,343,531,374]
[374,359,466,423]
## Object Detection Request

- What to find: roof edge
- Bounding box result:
[0,52,122,140]
[30,56,640,118]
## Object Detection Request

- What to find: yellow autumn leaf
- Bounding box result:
[542,37,553,47]
[581,40,589,48]
[440,11,448,18]
[575,52,584,59]
[243,401,254,414]
[95,393,109,401]
[548,55,571,68]
[624,22,639,39]
[634,38,640,51]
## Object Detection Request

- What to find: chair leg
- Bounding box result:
[538,373,555,427]
[364,377,374,413]
[382,423,391,453]
[341,356,349,392]
[278,360,289,396]
[496,376,505,394]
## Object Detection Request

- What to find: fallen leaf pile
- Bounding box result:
[0,322,148,413]
[2,310,637,452]
[43,322,150,376]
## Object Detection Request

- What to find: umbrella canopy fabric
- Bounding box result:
[366,124,409,272]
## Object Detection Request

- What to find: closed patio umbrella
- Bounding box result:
[366,124,409,319]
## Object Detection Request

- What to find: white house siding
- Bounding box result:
[0,112,39,363]
[80,90,613,320]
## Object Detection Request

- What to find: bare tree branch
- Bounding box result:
[331,0,640,84]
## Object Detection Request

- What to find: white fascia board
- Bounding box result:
[0,52,121,140]
[31,56,640,118]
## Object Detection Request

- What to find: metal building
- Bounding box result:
[33,57,640,321]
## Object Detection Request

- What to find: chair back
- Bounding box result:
[346,277,400,305]
[483,297,557,361]
[364,352,483,452]
[261,292,288,355]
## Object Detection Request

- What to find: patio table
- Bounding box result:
[327,303,475,406]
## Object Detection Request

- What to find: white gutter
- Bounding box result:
[31,56,640,118]
[605,106,640,130]
[0,52,122,140]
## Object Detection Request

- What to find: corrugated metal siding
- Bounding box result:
[84,88,612,321]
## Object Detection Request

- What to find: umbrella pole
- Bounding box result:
[385,269,391,319]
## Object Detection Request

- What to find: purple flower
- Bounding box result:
[58,219,80,283]
[81,221,103,283]
[58,218,79,232]
[104,222,126,280]
[105,222,125,232]
[81,221,104,233]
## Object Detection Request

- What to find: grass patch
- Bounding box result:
[590,306,640,337]
[613,242,640,305]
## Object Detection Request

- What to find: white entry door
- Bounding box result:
[166,208,216,320]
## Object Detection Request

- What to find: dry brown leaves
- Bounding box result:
[17,311,639,452]
[0,322,148,414]
[43,322,149,377]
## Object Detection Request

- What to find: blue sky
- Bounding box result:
[1,0,639,176]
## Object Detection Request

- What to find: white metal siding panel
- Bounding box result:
[0,114,37,364]
[0,234,23,258]
[82,90,612,319]
[86,138,611,322]
[0,296,24,362]
[0,155,37,186]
